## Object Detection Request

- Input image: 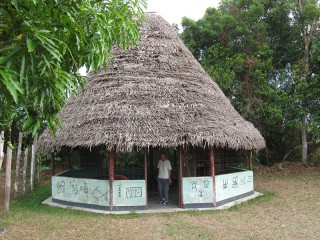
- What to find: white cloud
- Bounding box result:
[80,1,220,75]
[146,0,221,27]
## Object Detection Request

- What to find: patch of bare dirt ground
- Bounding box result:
[255,161,320,175]
[0,165,320,240]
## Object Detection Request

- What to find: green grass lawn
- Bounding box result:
[1,171,320,240]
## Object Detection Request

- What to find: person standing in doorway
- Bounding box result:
[158,152,172,205]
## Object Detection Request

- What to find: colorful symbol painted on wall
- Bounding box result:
[191,181,197,191]
[240,176,246,186]
[198,189,204,197]
[232,176,238,188]
[203,179,210,188]
[223,179,228,190]
[182,177,214,204]
[126,187,142,198]
[56,181,65,194]
[80,181,89,194]
[70,180,80,195]
[92,186,108,202]
[118,185,122,197]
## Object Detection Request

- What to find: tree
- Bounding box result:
[0,0,146,146]
[180,0,320,164]
[265,0,320,163]
[181,1,278,164]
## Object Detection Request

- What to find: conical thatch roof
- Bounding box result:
[39,14,265,152]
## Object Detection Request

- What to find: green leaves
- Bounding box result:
[27,39,37,52]
[180,0,320,164]
[0,67,23,103]
[0,0,146,137]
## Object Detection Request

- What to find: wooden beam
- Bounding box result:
[178,146,183,208]
[149,147,154,191]
[209,146,216,207]
[66,149,71,170]
[50,152,55,177]
[144,149,148,209]
[109,148,115,211]
[248,150,253,171]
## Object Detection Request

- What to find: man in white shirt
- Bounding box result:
[157,152,172,205]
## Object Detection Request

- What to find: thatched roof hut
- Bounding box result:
[39,14,265,152]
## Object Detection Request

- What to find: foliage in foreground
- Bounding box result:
[0,0,146,145]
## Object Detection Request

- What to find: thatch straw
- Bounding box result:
[38,14,265,152]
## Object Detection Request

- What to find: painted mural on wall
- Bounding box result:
[52,176,110,207]
[215,170,254,203]
[113,180,146,207]
[182,176,213,205]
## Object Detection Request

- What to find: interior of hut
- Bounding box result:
[52,146,251,208]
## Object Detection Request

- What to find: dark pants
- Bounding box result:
[158,178,169,202]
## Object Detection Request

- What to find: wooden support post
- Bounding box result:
[4,147,13,213]
[0,131,4,170]
[22,148,28,195]
[248,151,253,171]
[30,135,38,192]
[178,146,183,208]
[51,152,55,177]
[109,148,115,211]
[149,148,154,191]
[144,149,148,209]
[66,150,71,170]
[14,132,23,199]
[209,146,216,207]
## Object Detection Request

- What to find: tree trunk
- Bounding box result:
[296,0,319,164]
[22,147,29,195]
[265,144,270,166]
[0,131,4,170]
[14,132,23,199]
[4,147,13,213]
[30,135,38,192]
[301,115,308,163]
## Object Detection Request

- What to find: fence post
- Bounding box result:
[14,132,23,199]
[30,134,38,192]
[0,131,4,170]
[50,152,55,177]
[22,147,29,195]
[248,151,253,171]
[4,147,13,213]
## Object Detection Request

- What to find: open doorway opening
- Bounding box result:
[147,147,179,210]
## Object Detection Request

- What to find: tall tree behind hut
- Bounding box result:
[180,0,320,164]
[262,0,320,163]
[181,1,275,164]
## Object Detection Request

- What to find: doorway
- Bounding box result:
[147,148,179,209]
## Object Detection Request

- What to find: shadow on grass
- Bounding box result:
[4,184,141,220]
[227,190,275,211]
[183,190,276,216]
